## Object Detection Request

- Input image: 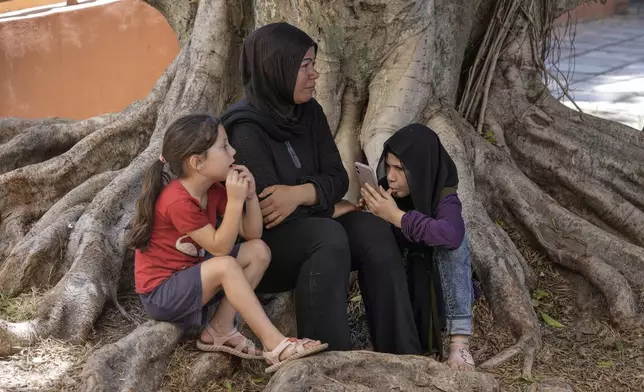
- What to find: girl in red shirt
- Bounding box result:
[130,114,327,373]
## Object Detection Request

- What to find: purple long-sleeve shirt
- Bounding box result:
[400,194,465,250]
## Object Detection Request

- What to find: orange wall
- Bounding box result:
[556,0,630,24]
[0,0,180,119]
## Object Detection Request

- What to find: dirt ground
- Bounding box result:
[1,228,642,392]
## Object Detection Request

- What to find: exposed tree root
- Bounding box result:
[264,351,499,392]
[463,91,644,328]
[464,30,644,329]
[184,352,237,389]
[487,60,644,247]
[80,321,183,392]
[509,102,644,245]
[0,113,119,175]
[0,171,120,296]
[0,117,72,145]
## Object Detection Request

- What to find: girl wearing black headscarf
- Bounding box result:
[360,124,475,371]
[221,23,421,354]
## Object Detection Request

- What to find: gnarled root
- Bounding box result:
[488,62,644,248]
[0,113,119,175]
[80,321,183,392]
[0,171,120,296]
[481,58,644,328]
[0,117,72,145]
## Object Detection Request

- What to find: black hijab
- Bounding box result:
[376,123,458,356]
[377,123,458,216]
[231,22,318,141]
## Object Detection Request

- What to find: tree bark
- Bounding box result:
[264,351,500,392]
[0,0,642,390]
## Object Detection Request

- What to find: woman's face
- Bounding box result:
[293,46,319,104]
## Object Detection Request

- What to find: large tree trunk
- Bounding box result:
[1,0,642,390]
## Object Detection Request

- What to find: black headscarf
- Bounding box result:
[377,123,458,216]
[376,123,459,356]
[234,22,318,140]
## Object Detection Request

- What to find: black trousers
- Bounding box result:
[257,211,422,354]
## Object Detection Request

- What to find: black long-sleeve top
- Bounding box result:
[221,99,349,223]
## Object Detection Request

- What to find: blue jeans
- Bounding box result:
[434,234,473,336]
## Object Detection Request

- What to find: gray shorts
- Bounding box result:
[139,244,240,328]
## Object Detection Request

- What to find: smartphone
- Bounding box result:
[354,162,378,189]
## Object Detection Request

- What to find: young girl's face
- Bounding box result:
[197,125,236,181]
[385,152,410,198]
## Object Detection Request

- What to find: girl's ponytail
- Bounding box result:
[129,160,168,250]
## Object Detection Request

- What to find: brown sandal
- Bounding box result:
[196,325,263,359]
[263,337,328,373]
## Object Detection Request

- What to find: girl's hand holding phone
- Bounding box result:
[360,183,404,227]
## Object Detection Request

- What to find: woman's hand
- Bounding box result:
[360,184,405,227]
[332,200,358,219]
[258,185,301,229]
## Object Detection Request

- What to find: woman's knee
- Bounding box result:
[310,218,351,260]
[340,211,401,266]
[304,218,351,273]
[312,218,349,248]
[340,211,394,239]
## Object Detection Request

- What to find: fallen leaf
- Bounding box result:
[532,289,549,300]
[540,312,565,328]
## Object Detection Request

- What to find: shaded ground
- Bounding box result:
[1,223,642,392]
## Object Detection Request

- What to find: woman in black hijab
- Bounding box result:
[221,23,421,354]
[360,124,475,371]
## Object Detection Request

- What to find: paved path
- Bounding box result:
[547,7,644,130]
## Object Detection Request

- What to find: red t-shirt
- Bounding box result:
[134,179,228,294]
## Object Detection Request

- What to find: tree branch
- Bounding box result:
[144,0,198,45]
